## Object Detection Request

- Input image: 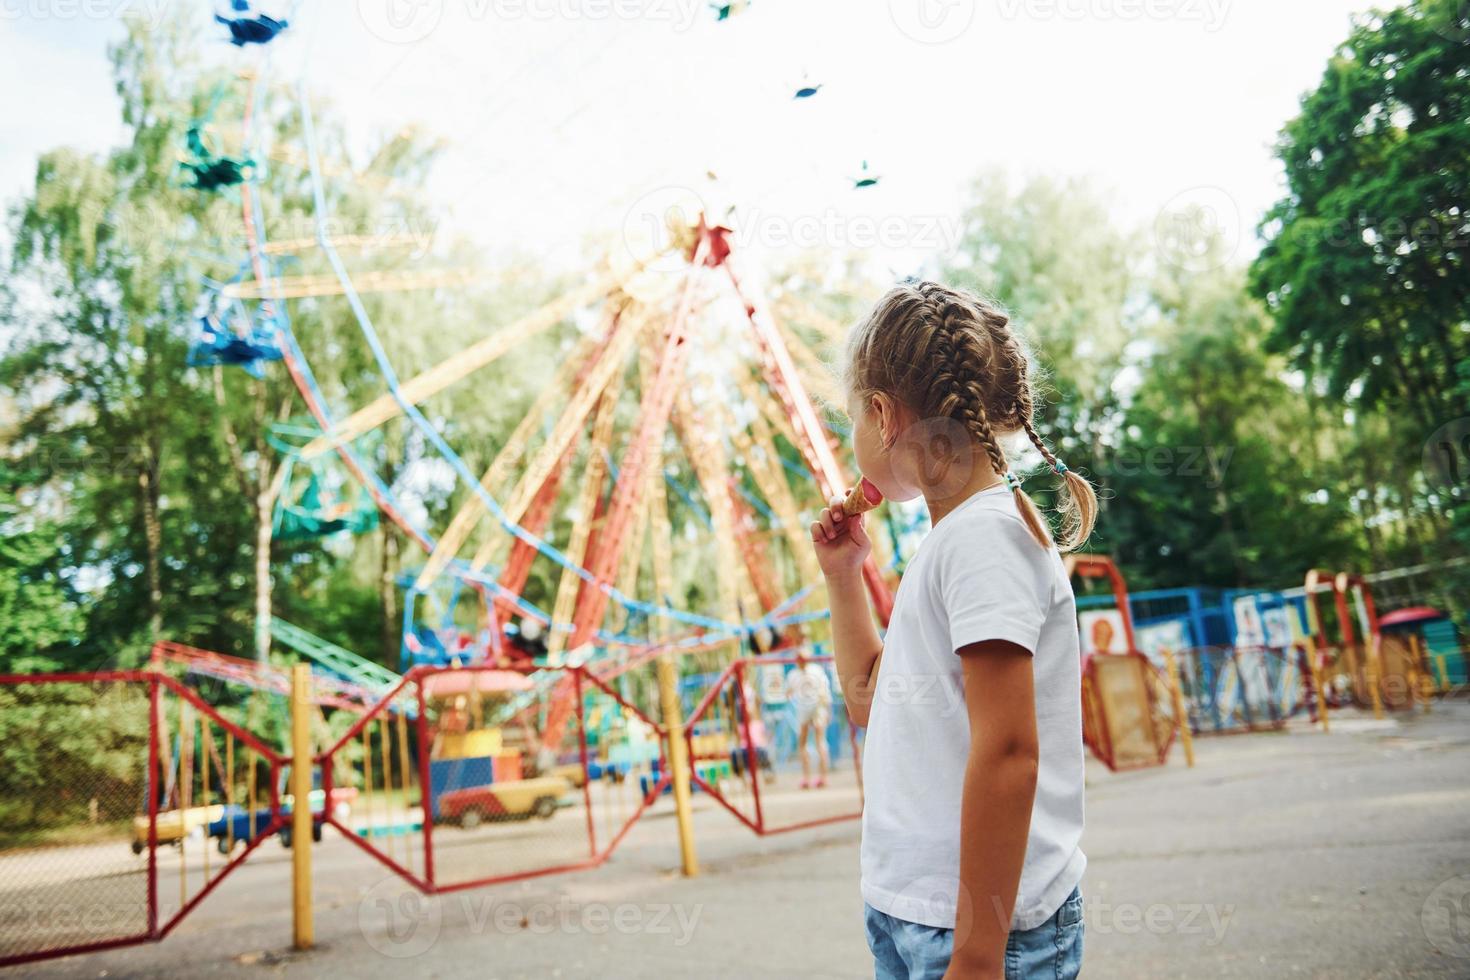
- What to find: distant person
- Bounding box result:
[811,282,1093,979]
[430,695,469,759]
[786,656,833,788]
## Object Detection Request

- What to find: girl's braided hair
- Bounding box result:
[842,280,1097,551]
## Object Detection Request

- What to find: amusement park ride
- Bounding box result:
[172,68,910,831]
[131,18,911,913]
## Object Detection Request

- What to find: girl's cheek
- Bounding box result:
[869,462,922,504]
[854,435,905,502]
[853,424,883,474]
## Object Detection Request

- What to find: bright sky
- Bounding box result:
[1,0,1391,276]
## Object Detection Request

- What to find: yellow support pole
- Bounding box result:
[248,748,258,841]
[1364,639,1385,720]
[395,711,413,877]
[200,718,211,881]
[1409,634,1433,713]
[656,655,698,877]
[1161,648,1195,768]
[379,717,394,864]
[361,727,375,840]
[225,732,235,854]
[290,665,314,950]
[1308,647,1330,733]
[179,702,192,910]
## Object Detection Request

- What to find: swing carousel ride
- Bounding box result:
[183,5,901,736]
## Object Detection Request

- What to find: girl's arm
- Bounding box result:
[947,640,1040,980]
[810,498,884,728]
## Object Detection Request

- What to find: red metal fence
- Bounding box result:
[686,656,864,835]
[0,670,287,968]
[2,655,856,966]
[315,664,668,894]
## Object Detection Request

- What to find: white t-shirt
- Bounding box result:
[860,485,1086,932]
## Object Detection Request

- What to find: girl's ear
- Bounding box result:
[870,392,901,449]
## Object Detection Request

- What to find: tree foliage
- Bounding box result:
[1250,0,1470,425]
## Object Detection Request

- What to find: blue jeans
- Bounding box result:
[865,888,1084,980]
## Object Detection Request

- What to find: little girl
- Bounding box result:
[810,282,1094,980]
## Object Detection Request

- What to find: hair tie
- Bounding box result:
[1004,471,1023,492]
[1053,460,1069,476]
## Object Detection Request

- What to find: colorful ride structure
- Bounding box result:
[1298,568,1448,718]
[1067,555,1180,772]
[175,17,913,778]
[242,127,898,740]
[1073,551,1464,752]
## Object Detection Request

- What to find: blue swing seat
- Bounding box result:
[188,314,284,378]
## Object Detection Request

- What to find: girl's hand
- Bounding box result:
[810,495,871,579]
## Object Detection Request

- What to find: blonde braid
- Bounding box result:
[1019,400,1097,552]
[925,290,1053,548]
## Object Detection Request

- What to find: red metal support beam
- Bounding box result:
[492,458,568,631]
[565,236,710,651]
[726,475,786,622]
[721,258,894,624]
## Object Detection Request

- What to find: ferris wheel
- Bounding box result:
[190,7,898,691]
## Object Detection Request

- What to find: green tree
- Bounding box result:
[1,19,244,664]
[0,474,84,672]
[1106,264,1366,589]
[2,14,576,670]
[1250,0,1470,426]
[1251,0,1470,574]
[945,172,1142,476]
